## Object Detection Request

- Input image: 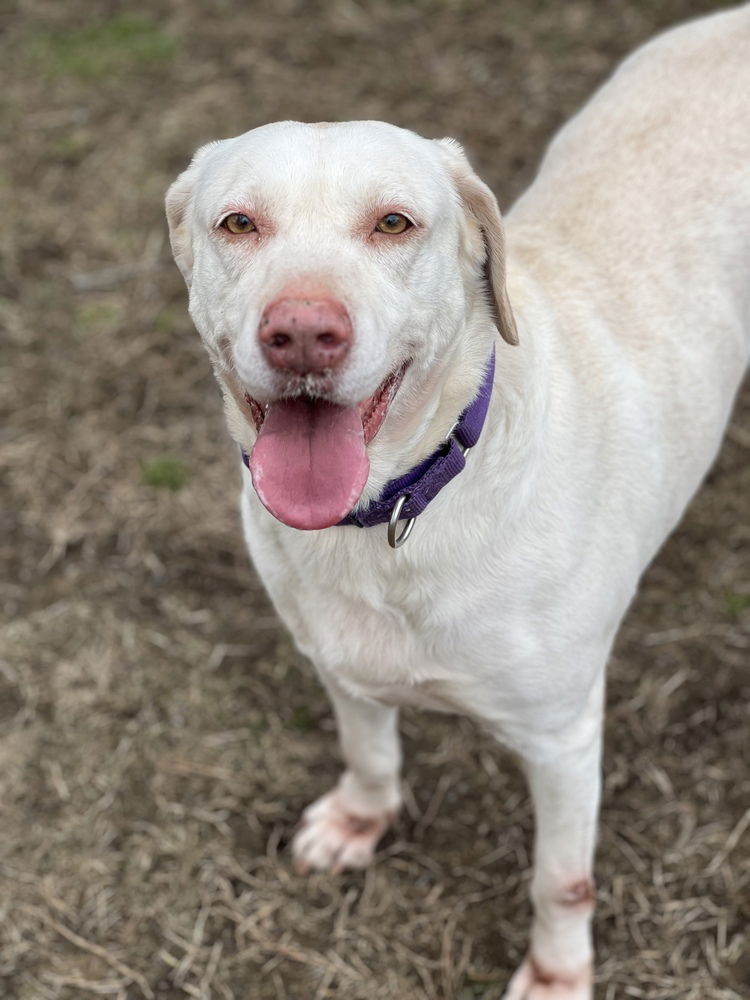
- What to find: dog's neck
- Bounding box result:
[338,347,496,534]
[371,270,543,489]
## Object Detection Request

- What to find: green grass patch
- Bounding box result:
[155,306,190,334]
[290,705,317,731]
[142,456,189,491]
[0,97,19,127]
[722,590,750,622]
[30,14,178,81]
[75,301,120,331]
[50,130,94,165]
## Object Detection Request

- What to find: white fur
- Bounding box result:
[166,8,750,997]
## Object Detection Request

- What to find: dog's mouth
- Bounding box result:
[244,362,409,530]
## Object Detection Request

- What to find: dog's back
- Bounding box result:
[506,5,750,555]
[511,5,750,293]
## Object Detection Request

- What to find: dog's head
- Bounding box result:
[166,121,517,530]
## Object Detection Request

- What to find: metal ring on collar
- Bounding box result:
[445,421,472,458]
[387,494,416,549]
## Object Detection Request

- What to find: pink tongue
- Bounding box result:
[249,398,370,530]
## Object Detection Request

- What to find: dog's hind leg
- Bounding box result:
[292,672,402,873]
[500,676,603,1000]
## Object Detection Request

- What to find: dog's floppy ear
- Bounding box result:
[165,142,217,287]
[436,138,519,346]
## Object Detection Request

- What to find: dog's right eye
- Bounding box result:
[221,213,257,234]
[375,213,412,235]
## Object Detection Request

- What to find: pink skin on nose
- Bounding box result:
[258,297,353,375]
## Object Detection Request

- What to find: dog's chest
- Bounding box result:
[303,590,475,711]
[273,538,506,707]
[246,491,544,713]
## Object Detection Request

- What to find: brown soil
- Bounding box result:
[1,1,747,998]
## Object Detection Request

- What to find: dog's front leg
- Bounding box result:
[502,680,603,1000]
[292,671,402,873]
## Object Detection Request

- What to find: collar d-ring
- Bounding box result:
[387,493,415,549]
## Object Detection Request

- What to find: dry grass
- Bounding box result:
[1,1,748,997]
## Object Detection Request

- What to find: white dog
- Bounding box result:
[166,7,750,997]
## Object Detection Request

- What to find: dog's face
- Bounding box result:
[166,121,516,530]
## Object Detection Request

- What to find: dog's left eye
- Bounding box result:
[221,213,256,234]
[375,213,412,235]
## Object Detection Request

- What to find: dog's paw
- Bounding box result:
[291,789,394,874]
[502,957,592,1000]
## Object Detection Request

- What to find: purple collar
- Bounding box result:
[242,348,495,548]
[340,347,495,545]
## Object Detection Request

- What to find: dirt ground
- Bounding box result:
[1,1,748,998]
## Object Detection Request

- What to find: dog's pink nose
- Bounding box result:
[259,297,353,374]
